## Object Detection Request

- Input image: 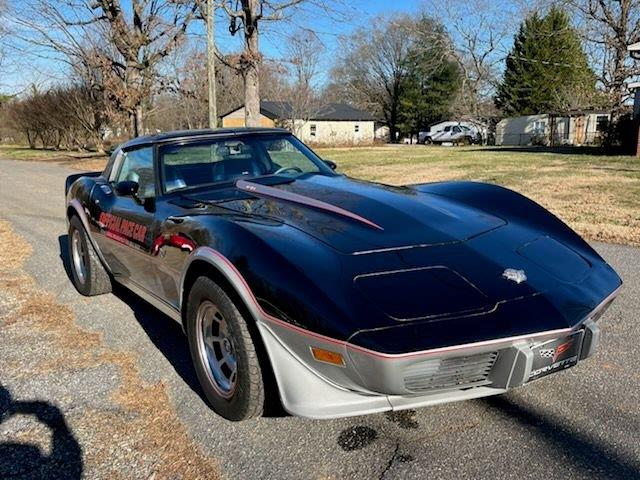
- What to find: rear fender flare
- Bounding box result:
[66,199,111,272]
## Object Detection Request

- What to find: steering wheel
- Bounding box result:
[274,166,303,175]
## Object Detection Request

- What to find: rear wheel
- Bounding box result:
[68,215,111,296]
[186,276,264,421]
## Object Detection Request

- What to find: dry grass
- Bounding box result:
[0,144,108,167]
[0,218,220,479]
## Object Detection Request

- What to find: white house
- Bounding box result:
[221,101,377,145]
[496,110,611,146]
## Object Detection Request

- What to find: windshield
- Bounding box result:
[160,134,332,193]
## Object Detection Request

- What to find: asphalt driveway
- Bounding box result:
[0,158,639,479]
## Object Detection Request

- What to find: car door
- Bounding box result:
[438,126,452,142]
[91,146,162,293]
[451,126,462,141]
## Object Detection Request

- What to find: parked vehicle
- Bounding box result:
[65,128,621,421]
[419,121,482,145]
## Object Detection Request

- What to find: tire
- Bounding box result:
[186,276,264,421]
[68,215,112,296]
[425,138,433,145]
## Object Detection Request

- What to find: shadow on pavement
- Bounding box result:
[59,232,206,404]
[58,234,74,285]
[0,385,83,480]
[484,395,640,478]
[58,234,286,418]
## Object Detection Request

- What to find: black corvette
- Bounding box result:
[65,128,622,421]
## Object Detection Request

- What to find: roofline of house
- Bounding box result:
[220,102,376,122]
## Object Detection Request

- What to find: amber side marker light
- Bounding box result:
[311,347,346,367]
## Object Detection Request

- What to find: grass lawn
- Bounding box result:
[3,143,638,246]
[0,144,108,170]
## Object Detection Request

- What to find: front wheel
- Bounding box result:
[186,276,265,421]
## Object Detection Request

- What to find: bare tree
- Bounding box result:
[423,0,519,121]
[280,29,323,135]
[218,0,327,127]
[329,15,447,142]
[559,0,640,120]
[152,39,288,131]
[0,0,7,75]
[12,0,198,137]
[6,84,108,150]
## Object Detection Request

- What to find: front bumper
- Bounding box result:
[257,318,602,420]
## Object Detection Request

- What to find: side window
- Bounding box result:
[453,126,461,133]
[102,148,121,178]
[115,147,155,198]
[444,126,451,132]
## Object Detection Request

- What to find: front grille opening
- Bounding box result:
[403,351,498,393]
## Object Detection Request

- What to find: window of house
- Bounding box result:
[354,123,360,133]
[596,115,609,132]
[310,124,317,137]
[533,121,546,134]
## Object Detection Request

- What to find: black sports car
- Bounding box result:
[65,128,622,421]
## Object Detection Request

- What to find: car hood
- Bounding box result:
[193,174,506,254]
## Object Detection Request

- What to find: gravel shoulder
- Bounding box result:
[0,158,639,480]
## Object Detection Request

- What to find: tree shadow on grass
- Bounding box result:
[0,385,83,480]
[473,145,629,157]
[483,395,640,479]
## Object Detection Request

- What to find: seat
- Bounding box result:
[126,168,155,198]
[163,163,188,192]
[212,144,265,182]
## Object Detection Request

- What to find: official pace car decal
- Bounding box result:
[98,212,148,247]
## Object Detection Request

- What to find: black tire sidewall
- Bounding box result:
[186,277,263,421]
[68,216,92,296]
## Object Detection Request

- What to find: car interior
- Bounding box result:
[161,138,319,193]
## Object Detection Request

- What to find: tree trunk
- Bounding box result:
[135,105,144,136]
[243,0,261,127]
[389,125,398,144]
[26,131,35,149]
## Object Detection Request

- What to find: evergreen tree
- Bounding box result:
[495,7,596,116]
[398,16,461,137]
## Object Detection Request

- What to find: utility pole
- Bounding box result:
[207,0,217,128]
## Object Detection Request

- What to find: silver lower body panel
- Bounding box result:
[258,319,601,420]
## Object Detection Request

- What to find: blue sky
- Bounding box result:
[1,0,451,94]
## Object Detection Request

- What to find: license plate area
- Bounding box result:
[528,330,584,382]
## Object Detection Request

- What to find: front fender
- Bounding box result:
[178,216,351,340]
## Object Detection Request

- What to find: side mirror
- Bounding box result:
[324,159,337,170]
[114,180,140,197]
